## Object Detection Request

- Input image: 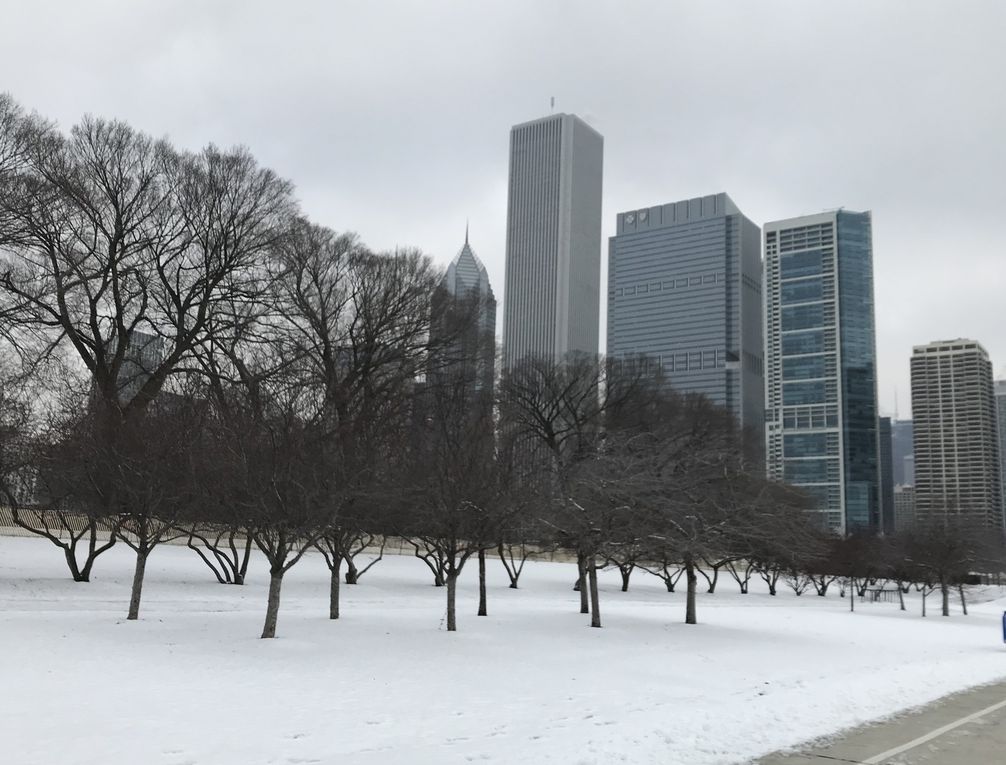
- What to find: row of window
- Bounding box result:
[610,271,724,298]
[645,349,731,372]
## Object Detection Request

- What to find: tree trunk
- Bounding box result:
[619,564,633,592]
[477,548,487,616]
[127,548,148,621]
[941,581,950,617]
[446,572,458,632]
[922,589,927,617]
[577,553,589,614]
[850,581,855,612]
[330,556,342,620]
[344,556,359,584]
[958,584,968,615]
[65,546,87,583]
[261,570,284,639]
[236,535,252,585]
[898,585,905,611]
[685,560,697,625]
[588,562,601,628]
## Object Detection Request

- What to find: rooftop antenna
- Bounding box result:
[465,218,469,246]
[550,96,555,113]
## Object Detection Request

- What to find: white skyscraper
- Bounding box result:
[502,113,603,368]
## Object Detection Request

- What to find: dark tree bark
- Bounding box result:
[577,553,589,614]
[958,584,968,616]
[261,569,284,639]
[941,580,950,617]
[446,571,458,632]
[477,548,487,616]
[185,527,252,585]
[127,548,148,621]
[498,541,528,589]
[588,562,601,628]
[618,563,633,592]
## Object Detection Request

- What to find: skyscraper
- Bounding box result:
[878,416,895,534]
[502,113,603,368]
[431,228,497,394]
[606,193,763,440]
[764,209,879,534]
[911,340,1002,527]
[891,418,914,485]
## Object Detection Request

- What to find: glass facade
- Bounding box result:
[765,210,879,534]
[836,211,879,529]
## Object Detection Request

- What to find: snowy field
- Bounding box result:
[2,536,1006,765]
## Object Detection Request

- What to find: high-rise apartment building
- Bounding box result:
[606,193,763,440]
[764,210,879,533]
[911,340,1002,526]
[502,113,603,367]
[893,484,916,532]
[879,416,895,534]
[996,380,1006,517]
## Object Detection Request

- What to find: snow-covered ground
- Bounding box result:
[2,536,1005,765]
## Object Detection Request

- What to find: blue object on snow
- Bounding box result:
[1002,611,1006,644]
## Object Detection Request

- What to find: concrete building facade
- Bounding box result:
[764,209,880,533]
[502,113,603,367]
[911,340,1003,527]
[893,484,916,532]
[606,192,763,440]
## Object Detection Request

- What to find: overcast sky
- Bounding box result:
[3,0,1004,416]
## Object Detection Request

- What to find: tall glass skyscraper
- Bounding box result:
[764,210,879,533]
[606,193,763,442]
[502,113,603,367]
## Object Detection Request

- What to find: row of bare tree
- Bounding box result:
[0,96,1000,640]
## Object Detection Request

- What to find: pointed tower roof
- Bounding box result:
[443,225,494,299]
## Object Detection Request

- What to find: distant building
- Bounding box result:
[997,380,1006,518]
[606,193,763,442]
[763,209,879,534]
[430,228,497,396]
[911,340,1002,527]
[502,113,603,367]
[102,329,165,404]
[891,419,914,485]
[879,417,895,534]
[893,485,916,532]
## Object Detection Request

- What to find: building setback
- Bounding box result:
[502,113,603,367]
[764,210,880,534]
[911,340,1003,527]
[606,192,763,440]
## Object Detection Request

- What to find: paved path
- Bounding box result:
[756,679,1006,764]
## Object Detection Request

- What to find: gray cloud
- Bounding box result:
[4,0,1004,414]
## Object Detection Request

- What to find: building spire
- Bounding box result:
[465,218,469,246]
